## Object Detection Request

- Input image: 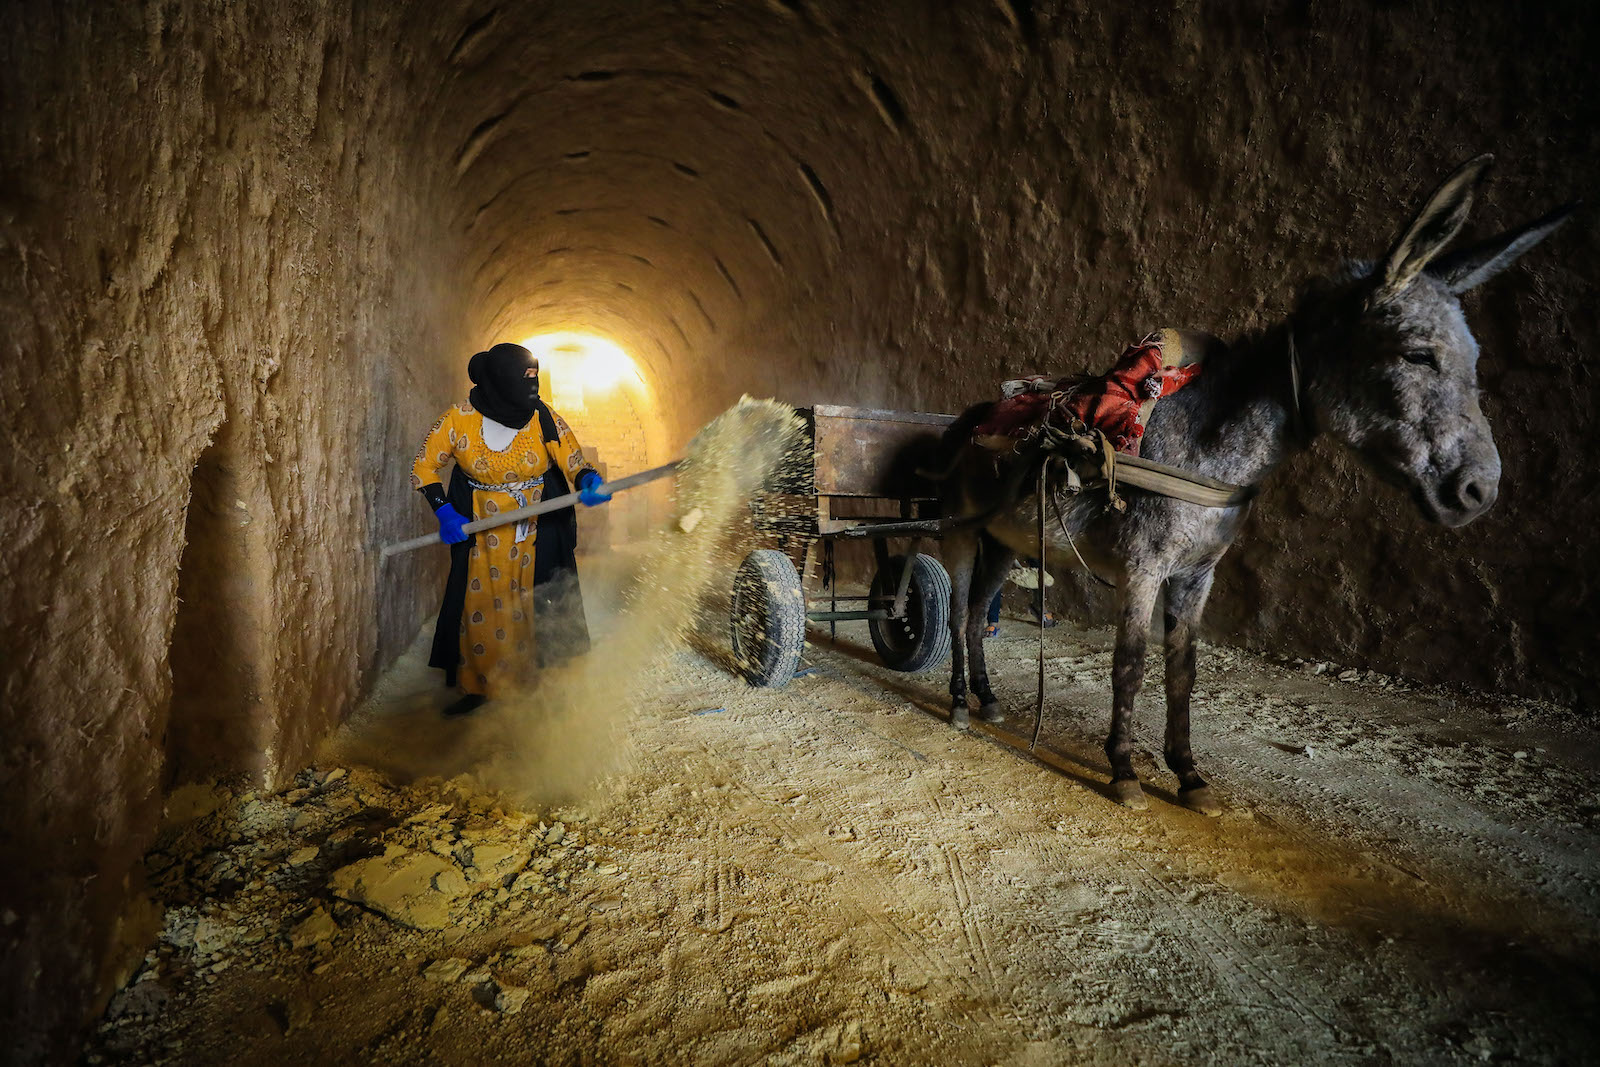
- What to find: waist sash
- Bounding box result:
[465,472,545,544]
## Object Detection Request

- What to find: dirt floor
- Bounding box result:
[88,566,1600,1065]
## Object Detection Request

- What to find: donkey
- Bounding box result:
[938,155,1573,815]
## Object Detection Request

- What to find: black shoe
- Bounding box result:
[443,694,488,718]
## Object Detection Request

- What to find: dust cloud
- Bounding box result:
[331,396,805,804]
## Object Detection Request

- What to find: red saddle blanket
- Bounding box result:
[974,330,1205,455]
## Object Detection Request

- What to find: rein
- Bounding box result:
[1031,462,1047,752]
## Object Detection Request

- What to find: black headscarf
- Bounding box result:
[467,342,540,429]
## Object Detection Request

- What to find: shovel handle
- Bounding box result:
[380,459,682,560]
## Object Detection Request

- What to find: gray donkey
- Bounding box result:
[938,155,1573,815]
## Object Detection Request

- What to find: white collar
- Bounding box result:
[480,414,518,452]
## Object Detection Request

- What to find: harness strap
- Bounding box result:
[1113,453,1256,508]
[975,423,1253,509]
[1100,433,1124,512]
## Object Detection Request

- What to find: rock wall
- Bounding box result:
[4,0,1598,1060]
[0,3,469,1060]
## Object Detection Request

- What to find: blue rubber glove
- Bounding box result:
[434,503,470,544]
[577,469,612,507]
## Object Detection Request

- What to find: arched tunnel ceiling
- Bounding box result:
[430,1,916,416]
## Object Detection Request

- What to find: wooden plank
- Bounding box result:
[811,403,957,427]
[823,496,904,519]
[811,407,955,497]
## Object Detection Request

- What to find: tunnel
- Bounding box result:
[2,0,1598,1062]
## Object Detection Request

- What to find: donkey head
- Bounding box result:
[1309,155,1574,527]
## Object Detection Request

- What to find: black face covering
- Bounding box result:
[467,342,540,429]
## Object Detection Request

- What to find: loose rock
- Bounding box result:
[493,983,530,1015]
[422,958,471,983]
[329,846,468,930]
[288,908,338,949]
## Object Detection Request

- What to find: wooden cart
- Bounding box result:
[730,404,959,687]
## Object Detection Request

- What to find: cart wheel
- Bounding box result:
[869,554,952,672]
[730,549,806,687]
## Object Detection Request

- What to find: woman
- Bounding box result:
[411,342,610,716]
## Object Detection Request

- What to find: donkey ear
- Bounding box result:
[1373,154,1494,304]
[1427,202,1578,294]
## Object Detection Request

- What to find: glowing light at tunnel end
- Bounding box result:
[521,331,647,412]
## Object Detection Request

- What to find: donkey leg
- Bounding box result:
[1106,573,1162,810]
[968,534,1015,722]
[1163,568,1222,816]
[944,530,977,728]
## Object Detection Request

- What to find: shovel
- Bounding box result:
[380,459,681,560]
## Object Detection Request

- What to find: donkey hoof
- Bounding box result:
[1110,778,1148,810]
[1179,786,1223,817]
[975,702,1004,723]
[950,704,970,730]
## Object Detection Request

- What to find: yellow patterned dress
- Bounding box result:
[411,400,594,695]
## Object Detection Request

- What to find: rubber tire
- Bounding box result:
[868,554,952,673]
[730,549,806,688]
